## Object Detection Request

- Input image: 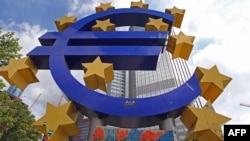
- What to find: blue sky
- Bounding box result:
[0,0,68,30]
[1,0,250,126]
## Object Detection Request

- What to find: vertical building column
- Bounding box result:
[125,71,130,98]
[128,71,136,98]
[159,118,174,130]
[159,118,179,141]
[87,117,104,141]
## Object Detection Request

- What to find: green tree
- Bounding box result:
[0,28,42,140]
[0,92,41,141]
[0,28,22,68]
[0,27,22,89]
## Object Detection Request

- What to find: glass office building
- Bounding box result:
[69,114,90,141]
[6,85,22,98]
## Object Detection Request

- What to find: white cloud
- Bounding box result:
[23,70,67,119]
[15,23,47,56]
[67,0,131,17]
[0,21,47,56]
[172,0,250,124]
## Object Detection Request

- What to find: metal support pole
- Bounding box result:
[87,117,104,141]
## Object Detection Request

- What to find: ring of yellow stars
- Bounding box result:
[131,0,148,9]
[180,101,231,141]
[82,56,114,92]
[165,6,185,28]
[0,57,39,91]
[95,3,115,13]
[55,15,77,32]
[92,19,116,31]
[33,101,80,141]
[195,65,232,103]
[166,31,195,60]
[145,18,169,31]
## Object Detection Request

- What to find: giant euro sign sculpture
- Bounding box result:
[0,1,232,141]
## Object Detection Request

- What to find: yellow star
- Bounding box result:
[33,101,80,141]
[166,31,195,60]
[180,101,231,141]
[92,19,116,31]
[130,0,148,9]
[194,65,232,103]
[165,6,185,28]
[55,15,77,32]
[0,57,38,91]
[82,56,114,92]
[95,3,115,13]
[145,18,169,31]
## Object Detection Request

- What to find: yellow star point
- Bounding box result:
[165,6,185,28]
[82,56,114,92]
[145,18,169,31]
[166,31,195,60]
[92,19,116,31]
[33,101,80,141]
[131,0,148,9]
[0,57,39,91]
[180,101,231,141]
[55,15,77,32]
[95,3,115,13]
[195,65,232,103]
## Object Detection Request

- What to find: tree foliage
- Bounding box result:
[0,28,41,140]
[0,27,22,88]
[0,92,41,141]
[0,28,22,68]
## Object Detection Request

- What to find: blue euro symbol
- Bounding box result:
[28,8,201,127]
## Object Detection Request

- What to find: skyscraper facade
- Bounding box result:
[69,114,90,141]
